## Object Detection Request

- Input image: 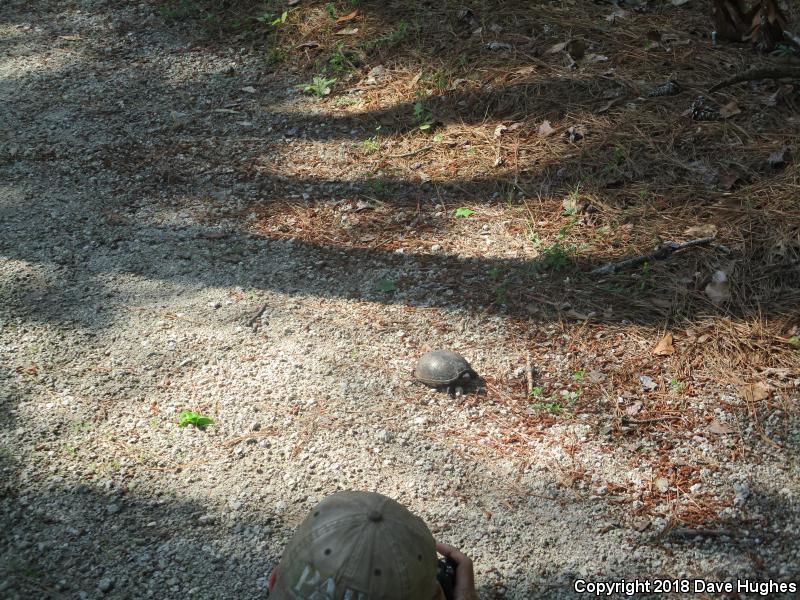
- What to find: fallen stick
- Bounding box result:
[591,236,715,275]
[525,351,534,397]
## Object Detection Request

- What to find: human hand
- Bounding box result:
[436,542,478,600]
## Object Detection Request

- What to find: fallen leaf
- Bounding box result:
[718,169,742,190]
[632,517,651,532]
[335,27,359,35]
[240,86,256,94]
[737,382,771,403]
[707,420,733,435]
[409,71,422,89]
[653,332,675,356]
[626,401,643,416]
[654,477,670,493]
[697,333,711,343]
[671,0,691,5]
[767,147,792,168]
[565,309,594,320]
[606,6,628,21]
[639,375,657,391]
[493,124,508,138]
[563,125,585,143]
[538,120,556,137]
[59,34,82,41]
[586,370,606,383]
[595,96,624,114]
[335,9,358,23]
[586,53,609,62]
[647,296,672,309]
[719,101,742,119]
[684,224,718,237]
[513,66,537,76]
[546,41,568,54]
[705,270,731,305]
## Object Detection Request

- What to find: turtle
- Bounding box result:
[414,350,476,395]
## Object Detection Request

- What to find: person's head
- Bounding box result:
[268,491,443,600]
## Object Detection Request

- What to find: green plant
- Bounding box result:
[297,76,337,97]
[530,401,563,415]
[454,207,474,218]
[63,443,78,456]
[362,137,379,154]
[413,99,435,130]
[772,43,797,58]
[572,370,585,381]
[669,378,683,393]
[487,267,500,279]
[531,242,574,273]
[433,133,444,142]
[529,386,543,398]
[332,95,359,107]
[178,411,214,429]
[325,3,337,19]
[329,42,349,72]
[361,21,409,52]
[159,0,199,22]
[266,47,287,65]
[376,279,396,292]
[257,10,288,26]
[562,184,582,215]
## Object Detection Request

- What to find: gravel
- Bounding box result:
[1,1,799,599]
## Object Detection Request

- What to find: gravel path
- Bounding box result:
[1,2,798,599]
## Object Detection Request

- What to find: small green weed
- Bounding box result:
[572,370,585,381]
[329,42,350,73]
[454,207,474,218]
[178,411,214,429]
[362,137,379,154]
[487,267,500,279]
[297,76,337,97]
[530,401,564,415]
[669,378,683,393]
[413,99,435,131]
[531,242,574,273]
[529,386,543,398]
[325,3,337,19]
[362,21,409,52]
[376,279,396,293]
[257,11,288,26]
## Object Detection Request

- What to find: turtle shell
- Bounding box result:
[414,350,474,388]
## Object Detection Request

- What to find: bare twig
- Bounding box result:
[591,236,715,275]
[525,351,534,396]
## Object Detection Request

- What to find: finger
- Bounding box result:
[435,542,475,587]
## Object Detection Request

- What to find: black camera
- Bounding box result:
[436,557,458,600]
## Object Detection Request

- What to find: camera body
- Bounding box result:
[436,557,458,600]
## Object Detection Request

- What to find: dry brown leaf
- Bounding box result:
[684,224,718,238]
[719,100,742,118]
[335,10,358,23]
[586,370,606,383]
[626,401,642,416]
[707,420,733,435]
[545,41,569,54]
[738,382,771,403]
[335,27,359,35]
[59,34,82,41]
[705,270,730,305]
[653,332,675,356]
[538,120,556,137]
[408,71,422,89]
